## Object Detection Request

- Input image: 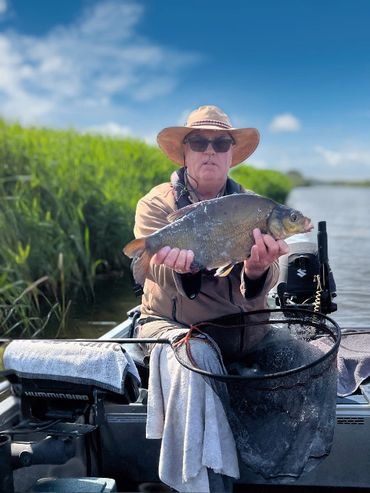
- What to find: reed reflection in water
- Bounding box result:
[65,277,137,338]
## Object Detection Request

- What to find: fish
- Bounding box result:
[123,193,313,285]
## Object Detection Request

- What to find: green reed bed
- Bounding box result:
[0,118,292,337]
[0,119,177,336]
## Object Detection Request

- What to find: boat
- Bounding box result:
[1,222,370,493]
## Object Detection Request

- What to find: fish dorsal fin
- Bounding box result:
[215,263,235,277]
[167,202,204,222]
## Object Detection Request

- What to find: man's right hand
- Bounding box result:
[151,246,195,274]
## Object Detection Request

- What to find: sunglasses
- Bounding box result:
[184,135,235,153]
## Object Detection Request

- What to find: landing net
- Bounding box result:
[171,308,341,481]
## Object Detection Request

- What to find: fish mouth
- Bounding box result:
[304,217,314,232]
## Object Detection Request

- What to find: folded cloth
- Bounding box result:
[146,329,239,493]
[3,339,140,394]
[336,332,370,397]
[311,331,370,397]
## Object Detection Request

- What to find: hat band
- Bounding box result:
[189,119,232,130]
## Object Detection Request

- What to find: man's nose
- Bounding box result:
[204,142,215,154]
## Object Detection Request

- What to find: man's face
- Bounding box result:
[183,130,234,187]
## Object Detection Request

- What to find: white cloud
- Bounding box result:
[269,113,301,133]
[131,77,176,102]
[143,132,158,145]
[0,0,199,126]
[0,0,7,15]
[84,122,131,137]
[83,126,158,145]
[315,146,370,167]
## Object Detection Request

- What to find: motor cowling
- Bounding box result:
[271,230,337,314]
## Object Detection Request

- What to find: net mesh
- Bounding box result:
[170,308,340,482]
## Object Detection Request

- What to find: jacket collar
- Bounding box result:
[170,167,242,210]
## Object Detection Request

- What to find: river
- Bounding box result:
[287,185,370,328]
[67,185,370,337]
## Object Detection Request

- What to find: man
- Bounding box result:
[134,105,289,340]
[129,106,290,493]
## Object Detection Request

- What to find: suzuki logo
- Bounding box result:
[297,268,307,278]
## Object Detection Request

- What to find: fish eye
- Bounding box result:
[290,212,298,222]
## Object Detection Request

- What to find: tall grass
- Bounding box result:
[0,118,292,337]
[0,119,176,336]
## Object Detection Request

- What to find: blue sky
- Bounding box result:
[1,0,370,180]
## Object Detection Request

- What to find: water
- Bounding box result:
[65,277,137,338]
[287,185,370,328]
[67,185,370,337]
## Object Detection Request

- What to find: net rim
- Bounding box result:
[172,308,341,381]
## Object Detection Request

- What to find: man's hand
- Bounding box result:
[244,228,289,280]
[151,246,195,274]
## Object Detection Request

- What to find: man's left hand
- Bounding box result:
[244,228,289,280]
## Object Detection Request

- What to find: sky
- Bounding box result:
[1,0,370,180]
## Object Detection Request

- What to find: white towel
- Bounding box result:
[3,339,140,394]
[146,329,239,493]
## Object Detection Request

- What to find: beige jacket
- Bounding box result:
[134,181,279,326]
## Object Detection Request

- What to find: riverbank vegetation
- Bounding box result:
[287,169,370,187]
[0,118,292,337]
[230,166,292,203]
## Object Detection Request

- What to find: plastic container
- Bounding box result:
[31,477,117,492]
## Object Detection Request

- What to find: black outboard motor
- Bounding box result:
[272,221,337,315]
[317,221,337,314]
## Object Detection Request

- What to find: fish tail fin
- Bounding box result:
[123,238,151,286]
[131,251,151,286]
[123,238,146,258]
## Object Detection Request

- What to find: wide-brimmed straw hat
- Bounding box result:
[157,105,260,167]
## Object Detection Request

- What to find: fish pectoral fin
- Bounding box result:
[215,263,235,277]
